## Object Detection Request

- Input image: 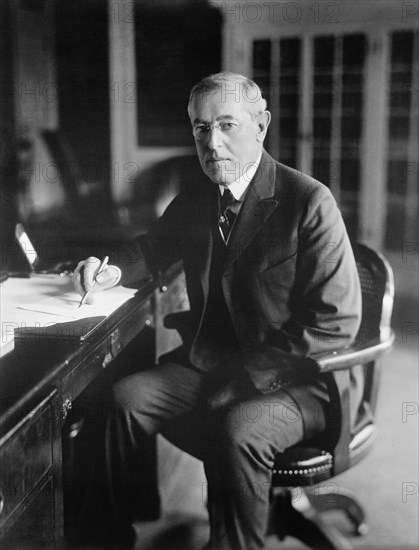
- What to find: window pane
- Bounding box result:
[314,36,335,67]
[385,30,417,249]
[387,160,408,195]
[340,34,365,237]
[340,159,360,191]
[312,158,331,184]
[312,36,335,186]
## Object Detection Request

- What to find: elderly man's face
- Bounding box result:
[189,89,267,186]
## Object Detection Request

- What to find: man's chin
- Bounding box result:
[205,173,227,185]
[204,163,237,185]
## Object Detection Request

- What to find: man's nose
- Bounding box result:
[207,126,222,150]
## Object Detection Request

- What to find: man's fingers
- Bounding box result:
[82,257,101,291]
[95,266,120,290]
[72,259,120,304]
[73,260,87,296]
[72,257,100,296]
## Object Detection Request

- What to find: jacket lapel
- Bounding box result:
[225,151,278,272]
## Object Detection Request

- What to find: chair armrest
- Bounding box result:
[310,331,395,373]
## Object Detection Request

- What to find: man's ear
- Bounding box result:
[256,110,271,142]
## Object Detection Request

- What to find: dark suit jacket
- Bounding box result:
[120,151,362,428]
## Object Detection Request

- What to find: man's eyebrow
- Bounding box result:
[192,115,237,125]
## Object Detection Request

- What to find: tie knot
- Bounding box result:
[220,188,235,213]
[218,188,237,240]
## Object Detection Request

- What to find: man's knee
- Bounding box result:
[111,376,155,437]
[217,402,269,451]
[217,398,305,457]
[110,371,169,436]
[111,375,145,416]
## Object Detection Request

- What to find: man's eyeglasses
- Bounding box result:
[192,121,240,141]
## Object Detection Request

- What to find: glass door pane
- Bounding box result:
[339,34,366,239]
[253,38,302,166]
[312,36,335,187]
[253,33,367,241]
[312,34,366,239]
[385,31,419,250]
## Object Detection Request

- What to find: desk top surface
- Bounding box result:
[0,274,158,440]
[1,276,140,356]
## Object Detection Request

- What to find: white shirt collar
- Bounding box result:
[219,152,262,201]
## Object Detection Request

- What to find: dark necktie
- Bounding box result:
[218,188,236,240]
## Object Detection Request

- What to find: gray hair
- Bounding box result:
[188,72,268,119]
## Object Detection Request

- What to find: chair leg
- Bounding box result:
[268,489,354,550]
[306,487,368,536]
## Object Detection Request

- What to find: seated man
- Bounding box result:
[72,72,361,550]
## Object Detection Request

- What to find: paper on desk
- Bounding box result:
[17,286,137,320]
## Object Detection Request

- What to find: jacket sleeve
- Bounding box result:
[117,194,187,286]
[246,185,362,393]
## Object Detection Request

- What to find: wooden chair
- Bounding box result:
[267,243,395,549]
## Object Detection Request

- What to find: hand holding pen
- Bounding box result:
[78,256,109,307]
[72,256,122,307]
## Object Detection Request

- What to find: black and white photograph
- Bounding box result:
[0,1,418,549]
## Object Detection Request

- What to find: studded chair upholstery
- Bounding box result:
[267,243,395,550]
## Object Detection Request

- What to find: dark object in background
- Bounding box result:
[0,138,35,273]
[41,129,116,226]
[135,2,222,147]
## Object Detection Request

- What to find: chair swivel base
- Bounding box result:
[267,487,367,550]
[305,487,368,537]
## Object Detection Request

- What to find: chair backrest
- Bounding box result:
[271,243,395,483]
[321,243,394,473]
[352,243,395,416]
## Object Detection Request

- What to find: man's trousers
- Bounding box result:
[70,359,328,550]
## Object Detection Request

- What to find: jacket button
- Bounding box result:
[269,381,278,390]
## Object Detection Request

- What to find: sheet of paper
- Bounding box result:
[1,276,138,356]
[17,285,137,319]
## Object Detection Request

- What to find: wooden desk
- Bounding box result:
[0,265,188,548]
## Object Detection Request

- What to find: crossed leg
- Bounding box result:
[71,360,327,550]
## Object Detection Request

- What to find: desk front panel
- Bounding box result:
[0,270,186,548]
[60,297,153,418]
[0,388,57,542]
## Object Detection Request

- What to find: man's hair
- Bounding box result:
[188,72,268,119]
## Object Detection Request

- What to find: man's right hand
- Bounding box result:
[72,257,121,304]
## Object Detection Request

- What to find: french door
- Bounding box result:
[250,29,418,251]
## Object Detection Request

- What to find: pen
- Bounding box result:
[78,256,109,308]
